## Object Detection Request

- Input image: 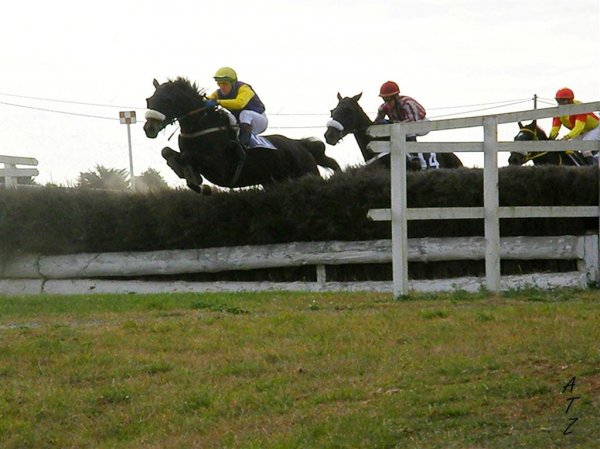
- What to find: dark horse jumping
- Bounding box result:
[144,78,340,193]
[508,120,587,166]
[324,93,463,169]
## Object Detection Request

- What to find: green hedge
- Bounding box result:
[0,165,597,260]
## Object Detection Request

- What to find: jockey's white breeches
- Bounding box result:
[239,110,268,135]
[582,126,600,141]
[572,126,600,157]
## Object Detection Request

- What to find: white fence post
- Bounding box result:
[483,116,500,292]
[581,234,599,286]
[597,153,600,285]
[390,124,409,297]
[4,163,17,188]
[316,265,327,285]
[0,155,39,188]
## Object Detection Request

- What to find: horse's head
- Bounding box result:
[144,78,208,138]
[324,93,365,145]
[509,120,549,165]
[514,121,542,142]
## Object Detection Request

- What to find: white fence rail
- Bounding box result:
[367,102,600,297]
[0,155,39,188]
[0,236,597,295]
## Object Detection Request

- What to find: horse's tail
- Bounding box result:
[301,138,341,172]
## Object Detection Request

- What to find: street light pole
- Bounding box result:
[119,111,137,190]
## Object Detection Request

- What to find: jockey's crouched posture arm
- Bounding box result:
[374,80,433,169]
[550,87,599,165]
[204,67,268,160]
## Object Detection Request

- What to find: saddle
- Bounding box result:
[247,134,277,151]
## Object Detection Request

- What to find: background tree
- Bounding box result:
[135,168,170,192]
[77,165,129,190]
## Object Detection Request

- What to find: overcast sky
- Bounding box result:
[0,0,598,186]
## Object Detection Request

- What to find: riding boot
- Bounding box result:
[238,123,252,148]
[230,123,252,163]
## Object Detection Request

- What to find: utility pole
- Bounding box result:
[119,111,137,190]
[533,93,538,109]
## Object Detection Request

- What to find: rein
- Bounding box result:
[179,126,229,139]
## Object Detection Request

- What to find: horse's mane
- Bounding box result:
[169,77,207,99]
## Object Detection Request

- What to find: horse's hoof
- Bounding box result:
[161,147,178,159]
[182,166,202,192]
[186,182,202,193]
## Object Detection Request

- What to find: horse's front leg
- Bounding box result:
[161,147,185,178]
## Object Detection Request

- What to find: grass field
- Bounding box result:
[0,289,599,449]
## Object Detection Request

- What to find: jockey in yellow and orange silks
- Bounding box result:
[549,87,599,164]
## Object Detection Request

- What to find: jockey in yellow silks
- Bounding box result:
[205,67,268,153]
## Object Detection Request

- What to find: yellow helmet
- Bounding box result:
[214,67,238,83]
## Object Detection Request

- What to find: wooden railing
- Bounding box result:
[367,102,600,297]
[0,155,39,187]
[0,236,597,295]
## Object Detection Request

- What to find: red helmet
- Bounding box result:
[555,87,574,100]
[379,81,400,97]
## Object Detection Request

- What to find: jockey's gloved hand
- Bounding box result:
[204,100,217,109]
